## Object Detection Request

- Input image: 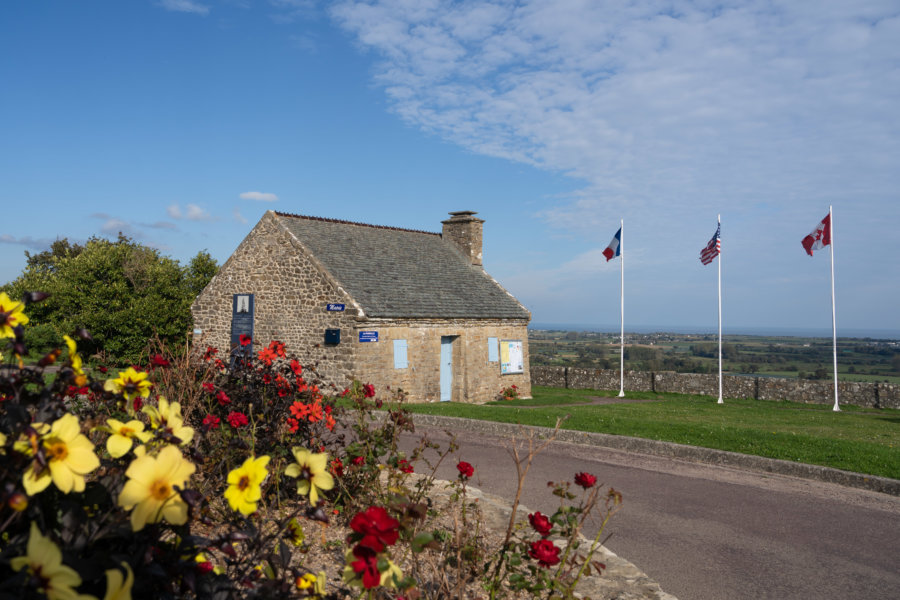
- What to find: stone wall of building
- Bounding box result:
[530,365,900,409]
[191,212,360,390]
[353,319,531,403]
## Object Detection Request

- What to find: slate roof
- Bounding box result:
[274,212,530,320]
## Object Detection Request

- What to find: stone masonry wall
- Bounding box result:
[530,365,899,409]
[191,212,360,390]
[353,319,531,403]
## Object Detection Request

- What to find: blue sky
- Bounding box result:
[2,1,899,335]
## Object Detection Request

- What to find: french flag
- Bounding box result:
[602,228,621,261]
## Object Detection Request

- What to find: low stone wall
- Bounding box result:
[530,366,900,409]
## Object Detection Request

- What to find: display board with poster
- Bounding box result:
[500,340,524,374]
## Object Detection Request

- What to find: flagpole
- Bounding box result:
[717,214,723,404]
[830,205,840,411]
[619,218,625,397]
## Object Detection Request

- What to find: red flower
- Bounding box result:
[331,457,344,477]
[133,397,143,413]
[528,512,553,536]
[227,411,249,428]
[98,365,108,373]
[290,359,302,375]
[456,461,474,479]
[203,346,218,361]
[149,354,170,369]
[397,459,413,474]
[350,545,382,589]
[268,340,286,358]
[239,334,252,347]
[574,472,597,489]
[195,561,214,575]
[363,383,375,398]
[258,347,277,366]
[216,390,231,406]
[352,456,365,466]
[341,388,350,397]
[203,414,221,430]
[528,539,561,567]
[202,382,215,393]
[349,506,400,552]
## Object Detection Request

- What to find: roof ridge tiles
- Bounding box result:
[274,211,440,236]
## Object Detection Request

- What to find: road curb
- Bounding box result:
[410,414,900,497]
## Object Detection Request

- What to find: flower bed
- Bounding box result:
[0,291,621,599]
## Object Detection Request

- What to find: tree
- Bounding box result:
[2,235,218,363]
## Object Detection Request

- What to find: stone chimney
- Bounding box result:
[442,211,484,267]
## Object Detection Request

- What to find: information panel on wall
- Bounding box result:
[500,340,524,374]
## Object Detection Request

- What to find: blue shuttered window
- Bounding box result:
[393,339,408,369]
[488,337,499,362]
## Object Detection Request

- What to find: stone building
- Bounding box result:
[191,210,531,403]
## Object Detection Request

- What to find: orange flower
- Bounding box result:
[258,347,277,366]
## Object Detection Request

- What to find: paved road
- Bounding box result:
[399,425,900,600]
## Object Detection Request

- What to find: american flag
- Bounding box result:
[700,223,721,265]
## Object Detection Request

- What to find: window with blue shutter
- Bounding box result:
[488,337,499,362]
[393,339,408,369]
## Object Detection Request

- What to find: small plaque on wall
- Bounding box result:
[325,329,341,345]
[359,331,379,343]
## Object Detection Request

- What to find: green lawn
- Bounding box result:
[402,386,900,480]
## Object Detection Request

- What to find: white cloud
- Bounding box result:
[233,207,248,224]
[331,0,900,234]
[239,191,279,202]
[100,218,132,235]
[167,203,216,222]
[331,1,900,329]
[186,203,214,221]
[0,234,58,251]
[158,0,210,15]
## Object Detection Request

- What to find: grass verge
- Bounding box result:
[402,386,900,480]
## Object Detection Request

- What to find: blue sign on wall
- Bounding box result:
[359,331,379,343]
[326,303,346,312]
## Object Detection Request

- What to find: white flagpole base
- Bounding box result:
[717,397,724,404]
[618,390,625,398]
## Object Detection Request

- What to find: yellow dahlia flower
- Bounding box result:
[104,367,152,403]
[118,444,196,531]
[10,522,87,600]
[284,447,334,506]
[105,419,151,458]
[142,397,194,446]
[63,335,88,386]
[22,414,100,496]
[0,292,28,338]
[103,562,134,600]
[224,455,270,516]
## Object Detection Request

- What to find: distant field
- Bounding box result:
[403,386,900,480]
[528,330,900,384]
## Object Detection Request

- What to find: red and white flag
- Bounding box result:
[699,223,721,265]
[801,213,831,256]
